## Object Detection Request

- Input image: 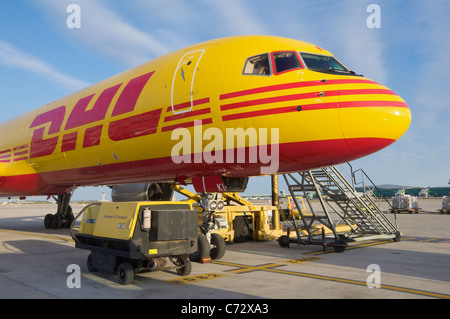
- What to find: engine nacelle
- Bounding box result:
[110,183,174,202]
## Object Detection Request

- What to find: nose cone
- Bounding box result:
[339,80,411,158]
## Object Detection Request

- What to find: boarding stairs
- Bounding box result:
[281,163,400,251]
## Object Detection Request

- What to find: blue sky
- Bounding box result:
[0,0,449,200]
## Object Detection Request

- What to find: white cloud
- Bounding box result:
[410,0,450,128]
[35,0,171,67]
[204,0,269,36]
[327,2,387,84]
[0,39,90,91]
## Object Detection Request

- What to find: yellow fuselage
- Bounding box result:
[0,36,411,196]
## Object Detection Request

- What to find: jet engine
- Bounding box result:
[110,183,174,202]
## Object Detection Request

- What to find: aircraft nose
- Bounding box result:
[338,80,411,158]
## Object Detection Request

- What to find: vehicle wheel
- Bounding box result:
[210,233,226,260]
[278,235,289,247]
[44,214,54,229]
[175,256,192,276]
[87,254,98,272]
[233,217,250,243]
[117,262,134,285]
[393,231,401,242]
[189,235,210,262]
[333,245,346,253]
[332,239,347,253]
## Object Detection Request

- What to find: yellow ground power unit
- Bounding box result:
[71,201,198,285]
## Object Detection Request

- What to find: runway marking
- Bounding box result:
[283,257,324,264]
[212,260,450,299]
[305,236,450,256]
[219,262,283,274]
[0,228,73,242]
[306,240,393,255]
[166,273,227,285]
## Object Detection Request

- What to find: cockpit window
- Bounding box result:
[243,54,271,76]
[272,51,302,74]
[300,53,354,75]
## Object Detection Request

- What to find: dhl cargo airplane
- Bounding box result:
[0,35,411,228]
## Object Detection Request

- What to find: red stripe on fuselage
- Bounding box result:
[166,98,210,113]
[0,137,394,196]
[161,118,213,133]
[220,79,378,100]
[222,100,408,121]
[221,89,395,111]
[164,107,211,122]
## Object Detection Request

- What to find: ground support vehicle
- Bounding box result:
[71,201,197,285]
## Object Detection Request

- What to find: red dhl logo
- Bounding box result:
[28,71,161,158]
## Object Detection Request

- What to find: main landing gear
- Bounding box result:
[44,193,74,229]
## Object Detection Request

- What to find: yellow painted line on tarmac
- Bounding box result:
[263,268,450,299]
[306,240,393,255]
[0,228,73,242]
[166,273,228,285]
[283,256,324,264]
[213,260,285,275]
[212,260,450,299]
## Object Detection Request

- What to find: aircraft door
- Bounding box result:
[171,49,205,114]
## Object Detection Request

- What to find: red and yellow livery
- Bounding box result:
[0,35,411,196]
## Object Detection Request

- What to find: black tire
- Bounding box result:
[332,240,347,253]
[87,254,98,272]
[393,231,401,242]
[64,214,74,229]
[117,262,134,285]
[233,217,250,243]
[53,214,62,229]
[333,245,346,253]
[44,214,54,229]
[189,235,210,262]
[175,256,192,276]
[210,233,226,260]
[278,235,289,247]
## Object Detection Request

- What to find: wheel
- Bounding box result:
[332,239,347,253]
[393,231,401,242]
[117,262,134,285]
[210,233,226,260]
[53,214,63,229]
[278,235,289,247]
[333,245,346,253]
[44,214,54,229]
[64,213,74,229]
[175,256,192,276]
[233,217,250,243]
[189,235,210,262]
[87,254,98,272]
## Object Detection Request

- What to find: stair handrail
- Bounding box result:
[352,168,393,211]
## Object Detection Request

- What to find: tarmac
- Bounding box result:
[0,198,449,301]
